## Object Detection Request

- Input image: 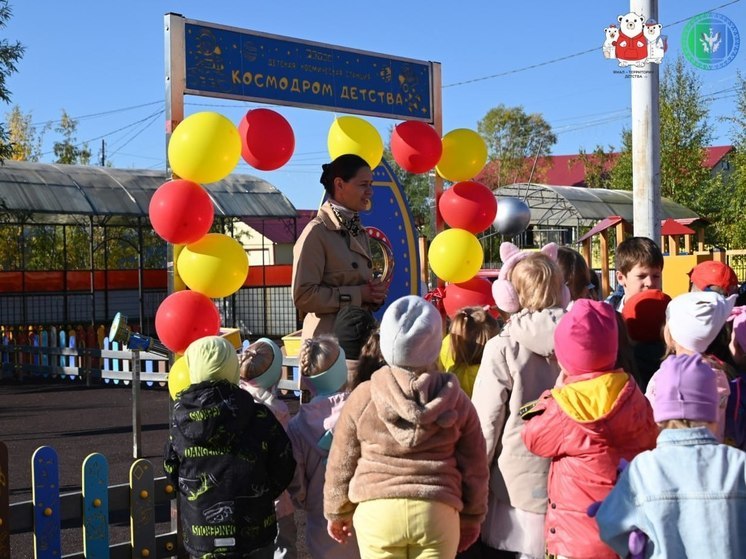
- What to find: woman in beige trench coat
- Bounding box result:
[292,154,389,341]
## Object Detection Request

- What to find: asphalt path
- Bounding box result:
[1,377,172,557]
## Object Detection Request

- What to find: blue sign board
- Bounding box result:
[184,20,434,122]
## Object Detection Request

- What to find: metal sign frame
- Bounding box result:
[164,13,444,294]
[179,17,435,122]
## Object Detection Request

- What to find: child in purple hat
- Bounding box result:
[596,353,746,558]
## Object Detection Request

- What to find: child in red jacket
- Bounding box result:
[521,299,658,559]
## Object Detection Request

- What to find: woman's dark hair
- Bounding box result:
[320,154,370,198]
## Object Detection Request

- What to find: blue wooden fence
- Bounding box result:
[0,443,177,559]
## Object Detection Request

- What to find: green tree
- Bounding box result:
[0,1,24,162]
[570,145,615,188]
[477,104,557,188]
[717,72,746,248]
[610,55,722,242]
[609,130,632,190]
[53,109,91,165]
[6,105,45,161]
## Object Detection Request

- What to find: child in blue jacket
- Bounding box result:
[596,353,746,558]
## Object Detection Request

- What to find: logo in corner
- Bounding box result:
[682,12,740,71]
[603,12,667,67]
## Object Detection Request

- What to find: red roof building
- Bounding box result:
[479,146,733,187]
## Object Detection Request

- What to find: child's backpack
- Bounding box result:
[725,374,746,450]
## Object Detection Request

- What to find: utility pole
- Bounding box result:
[100,139,106,166]
[631,0,661,242]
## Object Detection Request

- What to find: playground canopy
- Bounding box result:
[0,161,297,224]
[495,183,699,227]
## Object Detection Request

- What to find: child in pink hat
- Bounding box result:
[521,299,658,559]
[596,353,746,558]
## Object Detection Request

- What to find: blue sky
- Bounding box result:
[5,0,744,209]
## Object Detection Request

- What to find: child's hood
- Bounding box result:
[290,391,348,455]
[172,381,254,446]
[551,371,637,425]
[506,306,566,357]
[370,365,462,447]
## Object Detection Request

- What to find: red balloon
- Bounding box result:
[238,109,295,171]
[149,180,214,244]
[390,121,443,174]
[439,181,498,234]
[155,290,221,354]
[443,277,496,319]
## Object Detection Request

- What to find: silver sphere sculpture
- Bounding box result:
[493,197,531,236]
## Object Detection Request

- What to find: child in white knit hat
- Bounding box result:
[597,353,746,558]
[646,291,736,441]
[164,336,296,559]
[239,338,297,559]
[324,295,489,558]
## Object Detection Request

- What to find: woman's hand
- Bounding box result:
[327,518,354,544]
[361,279,388,306]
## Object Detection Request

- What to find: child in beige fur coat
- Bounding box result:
[324,295,489,559]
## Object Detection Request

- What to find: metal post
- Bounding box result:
[631,0,661,241]
[431,62,444,289]
[103,225,109,322]
[165,13,186,295]
[165,14,186,551]
[62,224,67,325]
[137,217,145,332]
[89,217,96,326]
[131,349,142,459]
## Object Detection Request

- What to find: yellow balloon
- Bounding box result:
[327,116,383,168]
[168,356,190,399]
[435,128,488,182]
[177,233,249,298]
[168,112,242,184]
[428,228,484,283]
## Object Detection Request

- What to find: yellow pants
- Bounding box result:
[353,498,460,559]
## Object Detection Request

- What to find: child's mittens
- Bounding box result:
[587,501,602,517]
[587,498,648,559]
[458,523,481,552]
[628,530,648,559]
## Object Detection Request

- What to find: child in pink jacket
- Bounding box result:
[522,299,658,559]
[286,336,359,559]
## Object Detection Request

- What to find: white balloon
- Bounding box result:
[493,197,531,236]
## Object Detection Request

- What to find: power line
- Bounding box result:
[32,100,162,127]
[38,109,164,157]
[107,111,164,160]
[79,109,164,147]
[443,0,742,88]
